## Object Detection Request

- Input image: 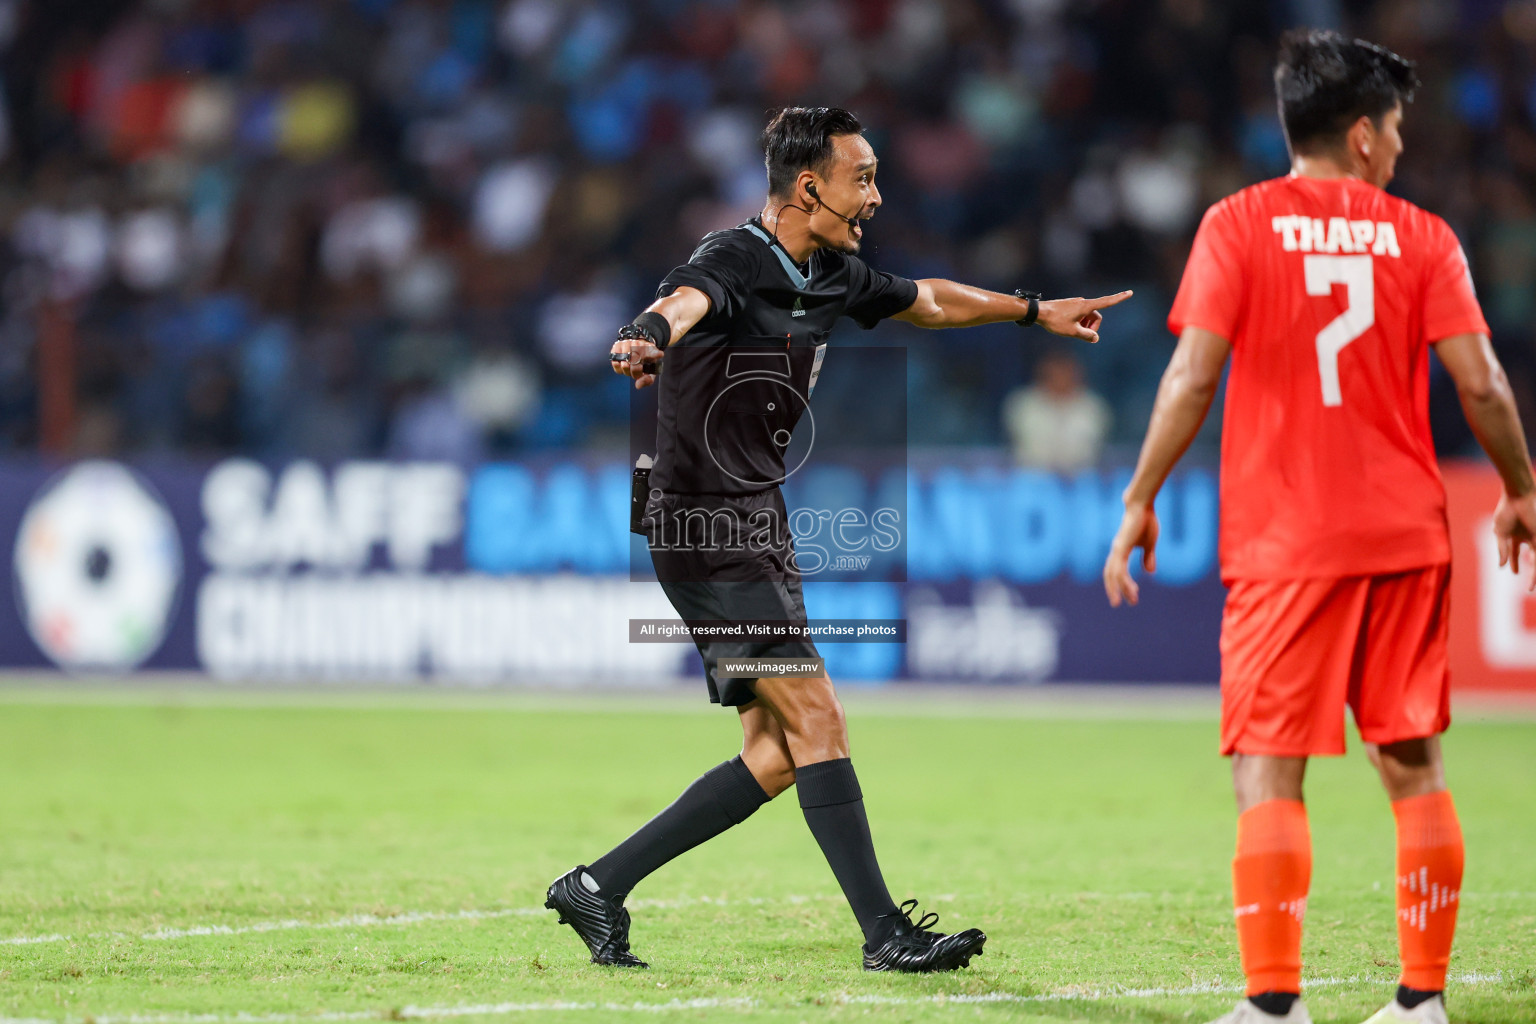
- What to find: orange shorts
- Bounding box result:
[1219,565,1452,757]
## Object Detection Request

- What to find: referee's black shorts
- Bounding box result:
[645,487,819,707]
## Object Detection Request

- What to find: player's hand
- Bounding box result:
[609,337,664,389]
[1493,490,1536,590]
[1103,502,1159,607]
[1037,290,1133,344]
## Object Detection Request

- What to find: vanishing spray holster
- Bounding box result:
[630,454,653,536]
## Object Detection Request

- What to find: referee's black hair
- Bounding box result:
[1275,29,1419,155]
[761,107,864,199]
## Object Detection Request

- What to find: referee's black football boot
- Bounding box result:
[544,866,648,968]
[862,899,987,972]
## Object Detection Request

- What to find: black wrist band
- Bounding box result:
[1013,289,1041,327]
[621,310,671,350]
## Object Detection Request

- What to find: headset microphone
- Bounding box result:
[805,183,862,228]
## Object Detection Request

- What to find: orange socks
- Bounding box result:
[1232,799,1311,995]
[1393,790,1463,991]
[1229,792,1462,997]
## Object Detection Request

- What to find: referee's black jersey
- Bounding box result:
[650,218,918,495]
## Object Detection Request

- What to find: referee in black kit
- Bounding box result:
[546,107,1131,972]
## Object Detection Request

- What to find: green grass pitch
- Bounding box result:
[0,687,1532,1024]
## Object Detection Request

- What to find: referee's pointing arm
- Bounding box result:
[611,275,1135,386]
[893,281,1133,345]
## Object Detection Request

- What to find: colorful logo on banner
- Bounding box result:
[13,461,183,670]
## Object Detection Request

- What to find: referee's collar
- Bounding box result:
[746,218,812,289]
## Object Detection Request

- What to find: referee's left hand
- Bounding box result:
[1038,290,1133,344]
[610,337,665,389]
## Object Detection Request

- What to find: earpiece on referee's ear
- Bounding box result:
[805,183,819,201]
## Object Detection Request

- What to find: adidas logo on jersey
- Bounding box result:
[791,297,806,317]
[1271,215,1402,257]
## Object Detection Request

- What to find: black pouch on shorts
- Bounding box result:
[630,455,653,535]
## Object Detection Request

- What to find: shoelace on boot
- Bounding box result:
[595,905,634,958]
[881,899,942,944]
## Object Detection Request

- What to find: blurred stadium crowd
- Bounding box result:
[0,0,1532,463]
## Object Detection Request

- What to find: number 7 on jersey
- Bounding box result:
[1304,254,1374,407]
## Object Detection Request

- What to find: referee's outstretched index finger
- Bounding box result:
[1087,290,1134,310]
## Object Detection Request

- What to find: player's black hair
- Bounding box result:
[1275,29,1420,155]
[761,106,864,199]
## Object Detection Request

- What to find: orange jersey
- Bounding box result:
[1169,176,1489,581]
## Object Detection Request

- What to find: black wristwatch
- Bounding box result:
[1013,289,1042,327]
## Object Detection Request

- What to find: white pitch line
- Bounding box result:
[140,908,535,941]
[6,887,1531,950]
[0,895,842,948]
[1,910,530,948]
[0,998,762,1024]
[0,934,71,947]
[0,972,1507,1024]
[846,971,1506,1006]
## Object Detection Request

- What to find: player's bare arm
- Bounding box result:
[1103,326,1231,607]
[608,287,711,389]
[893,280,1132,343]
[1434,331,1536,586]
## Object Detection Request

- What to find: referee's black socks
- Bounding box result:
[587,756,769,899]
[796,758,902,948]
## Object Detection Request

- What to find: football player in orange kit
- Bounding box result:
[1103,29,1536,1024]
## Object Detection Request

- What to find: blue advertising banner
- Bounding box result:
[0,458,1224,684]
